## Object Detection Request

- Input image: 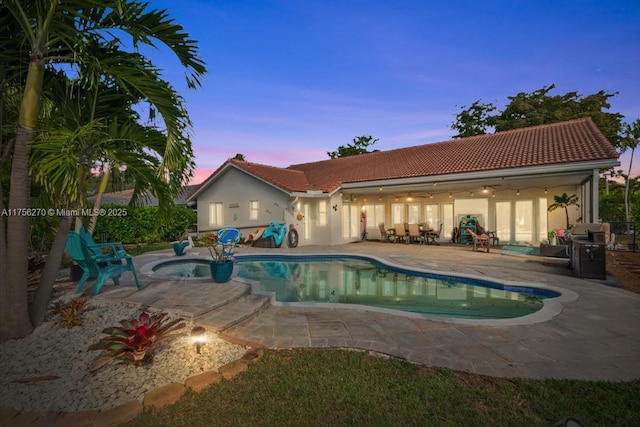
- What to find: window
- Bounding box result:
[495,201,511,242]
[407,203,421,224]
[424,204,439,229]
[209,202,223,226]
[318,200,327,226]
[538,198,548,242]
[515,200,533,242]
[249,200,259,220]
[363,204,385,228]
[342,204,360,238]
[391,203,405,225]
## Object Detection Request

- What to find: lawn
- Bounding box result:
[126,348,639,426]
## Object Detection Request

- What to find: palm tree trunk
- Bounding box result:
[625,147,635,228]
[0,53,44,341]
[1,125,35,341]
[87,168,110,235]
[30,216,73,328]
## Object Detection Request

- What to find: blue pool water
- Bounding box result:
[153,255,560,319]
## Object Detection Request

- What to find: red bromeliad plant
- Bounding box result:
[88,311,186,372]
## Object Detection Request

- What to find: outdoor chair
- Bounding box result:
[378,223,392,242]
[407,223,424,244]
[392,223,408,243]
[217,227,241,256]
[424,223,443,245]
[78,226,129,263]
[486,231,500,247]
[468,230,490,253]
[66,231,140,295]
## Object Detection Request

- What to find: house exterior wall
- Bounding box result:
[195,167,292,236]
[286,194,348,246]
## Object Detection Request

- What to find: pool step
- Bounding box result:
[194,293,270,332]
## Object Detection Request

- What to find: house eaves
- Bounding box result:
[339,158,620,191]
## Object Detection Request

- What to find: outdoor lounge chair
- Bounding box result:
[66,231,140,295]
[468,230,490,252]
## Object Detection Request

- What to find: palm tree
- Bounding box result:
[548,193,580,229]
[1,1,205,341]
[620,120,639,227]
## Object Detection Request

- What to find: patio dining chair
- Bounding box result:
[392,223,408,243]
[407,224,424,244]
[378,223,392,242]
[425,223,443,245]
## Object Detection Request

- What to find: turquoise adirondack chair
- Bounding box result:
[78,226,129,263]
[66,231,140,295]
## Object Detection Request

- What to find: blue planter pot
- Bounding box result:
[209,260,234,283]
[172,241,189,256]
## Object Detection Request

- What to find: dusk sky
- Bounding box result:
[147,0,640,184]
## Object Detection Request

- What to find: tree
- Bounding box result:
[451,100,496,138]
[233,153,246,161]
[620,119,640,225]
[548,193,580,229]
[451,84,625,148]
[0,1,205,341]
[327,135,379,159]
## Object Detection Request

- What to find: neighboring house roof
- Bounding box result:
[190,118,619,198]
[88,185,199,206]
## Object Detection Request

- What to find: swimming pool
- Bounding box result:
[149,254,560,319]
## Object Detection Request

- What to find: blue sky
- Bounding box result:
[148,0,640,184]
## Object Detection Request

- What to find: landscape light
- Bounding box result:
[191,326,206,354]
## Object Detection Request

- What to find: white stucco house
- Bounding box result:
[186,118,619,246]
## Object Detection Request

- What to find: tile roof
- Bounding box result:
[193,118,619,196]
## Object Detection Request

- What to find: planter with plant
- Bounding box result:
[547,230,558,245]
[172,229,191,256]
[88,311,186,371]
[200,232,236,282]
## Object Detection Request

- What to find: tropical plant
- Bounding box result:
[56,298,88,329]
[548,193,580,229]
[199,232,236,263]
[620,119,639,226]
[88,311,186,371]
[0,1,205,341]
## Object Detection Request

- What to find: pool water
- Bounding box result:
[151,255,559,319]
[234,255,558,319]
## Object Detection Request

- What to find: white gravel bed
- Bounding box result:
[0,298,247,413]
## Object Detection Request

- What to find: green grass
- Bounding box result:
[125,349,640,426]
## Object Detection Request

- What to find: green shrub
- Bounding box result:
[92,204,196,243]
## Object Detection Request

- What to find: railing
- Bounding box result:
[604,221,638,252]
